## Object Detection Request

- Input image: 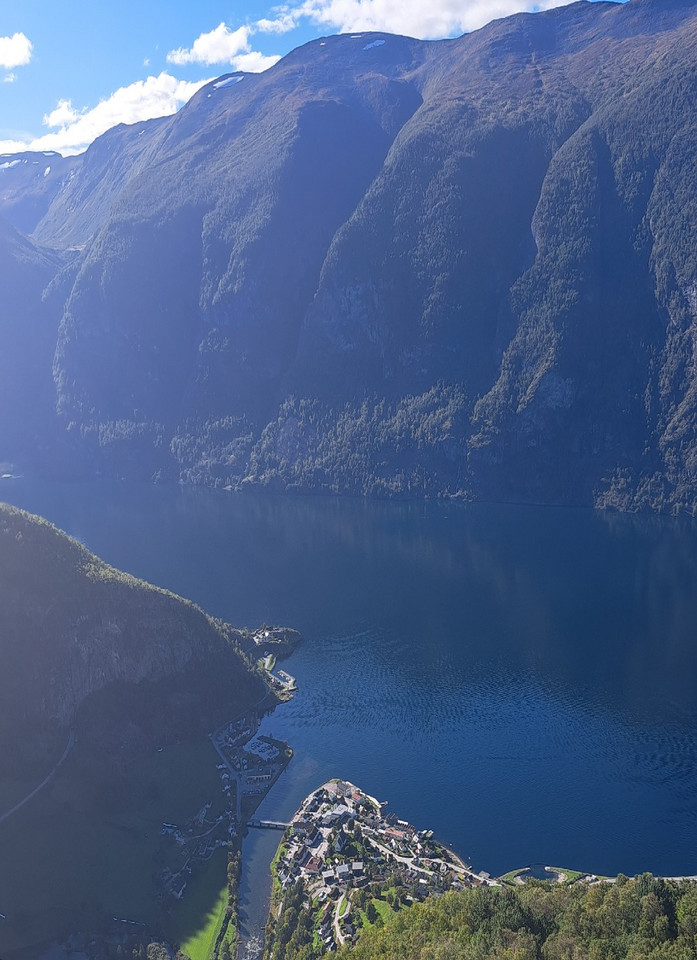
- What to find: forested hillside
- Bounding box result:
[335,875,697,960]
[3,0,697,511]
[0,502,265,760]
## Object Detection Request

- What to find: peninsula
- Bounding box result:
[263,780,493,959]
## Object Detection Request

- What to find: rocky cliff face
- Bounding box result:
[3,0,697,511]
[0,218,65,466]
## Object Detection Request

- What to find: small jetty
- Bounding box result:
[248,819,290,830]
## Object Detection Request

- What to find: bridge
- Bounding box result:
[247,819,290,830]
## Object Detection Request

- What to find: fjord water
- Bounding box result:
[6,480,697,886]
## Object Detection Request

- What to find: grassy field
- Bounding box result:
[372,898,393,922]
[547,866,586,884]
[0,737,227,957]
[499,868,528,886]
[173,849,229,960]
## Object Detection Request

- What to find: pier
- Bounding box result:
[248,819,290,831]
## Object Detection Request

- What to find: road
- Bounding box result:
[333,893,347,946]
[365,830,488,886]
[210,686,279,821]
[0,730,75,826]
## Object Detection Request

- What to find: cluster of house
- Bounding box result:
[211,710,291,816]
[270,780,492,952]
[214,716,255,760]
[156,724,292,908]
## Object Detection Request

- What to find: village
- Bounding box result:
[266,780,496,955]
[157,720,292,904]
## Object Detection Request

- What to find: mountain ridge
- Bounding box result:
[3,0,697,511]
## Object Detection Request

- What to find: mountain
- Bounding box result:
[0,151,80,235]
[0,501,265,758]
[3,0,697,511]
[0,217,67,469]
[0,502,274,957]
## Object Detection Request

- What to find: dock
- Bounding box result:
[248,819,290,831]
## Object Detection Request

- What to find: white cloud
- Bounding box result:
[167,20,283,71]
[43,99,79,129]
[255,13,300,34]
[0,32,32,70]
[3,72,16,83]
[165,0,586,78]
[232,51,282,72]
[0,72,209,157]
[168,22,253,66]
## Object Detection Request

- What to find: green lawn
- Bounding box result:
[499,866,589,886]
[499,868,528,886]
[547,866,586,884]
[373,898,392,921]
[174,849,229,960]
[358,896,394,932]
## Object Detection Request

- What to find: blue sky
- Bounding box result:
[0,0,623,155]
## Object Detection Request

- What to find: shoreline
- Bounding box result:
[261,778,497,957]
[187,635,697,960]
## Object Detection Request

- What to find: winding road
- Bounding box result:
[0,730,75,827]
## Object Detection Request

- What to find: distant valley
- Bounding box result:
[2,0,697,512]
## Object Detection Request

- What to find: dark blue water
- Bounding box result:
[5,479,697,891]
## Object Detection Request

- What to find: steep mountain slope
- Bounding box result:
[32,116,171,249]
[3,0,697,511]
[0,502,265,756]
[0,218,64,466]
[0,151,80,234]
[52,36,426,435]
[0,502,274,957]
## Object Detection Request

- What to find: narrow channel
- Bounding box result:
[237,767,295,955]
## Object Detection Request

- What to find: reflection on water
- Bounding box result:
[5,479,697,880]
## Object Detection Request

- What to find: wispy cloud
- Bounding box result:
[0,72,209,157]
[255,13,301,34]
[167,22,280,71]
[0,32,32,70]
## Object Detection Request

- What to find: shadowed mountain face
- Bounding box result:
[3,0,697,510]
[0,217,66,466]
[0,502,265,758]
[0,502,273,957]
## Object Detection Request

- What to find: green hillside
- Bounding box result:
[336,874,697,960]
